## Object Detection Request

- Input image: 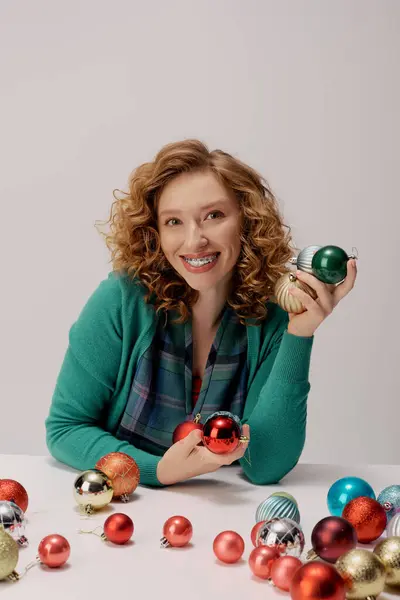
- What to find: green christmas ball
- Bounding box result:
[311,245,349,284]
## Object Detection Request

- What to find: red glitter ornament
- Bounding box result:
[202,411,247,455]
[0,479,28,513]
[95,452,140,501]
[172,413,203,444]
[342,496,387,543]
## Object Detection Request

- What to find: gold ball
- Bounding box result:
[374,536,400,587]
[0,527,19,581]
[335,548,386,599]
[73,469,113,513]
[273,272,317,314]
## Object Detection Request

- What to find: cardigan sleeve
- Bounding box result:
[240,327,314,485]
[45,275,164,487]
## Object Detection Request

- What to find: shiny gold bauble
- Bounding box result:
[73,469,114,515]
[0,527,19,581]
[274,272,318,314]
[335,548,386,600]
[373,536,400,587]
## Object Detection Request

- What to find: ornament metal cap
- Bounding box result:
[160,536,170,548]
[306,549,318,561]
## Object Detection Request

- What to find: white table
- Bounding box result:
[1,455,399,599]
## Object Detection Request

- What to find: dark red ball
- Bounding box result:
[172,420,203,444]
[311,517,357,563]
[202,413,241,455]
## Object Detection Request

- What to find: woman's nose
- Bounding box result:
[185,223,208,249]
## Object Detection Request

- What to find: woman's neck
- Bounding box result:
[191,287,228,329]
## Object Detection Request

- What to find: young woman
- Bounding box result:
[45,139,357,487]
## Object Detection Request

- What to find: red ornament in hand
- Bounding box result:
[0,479,29,513]
[306,517,357,563]
[38,534,71,568]
[249,545,279,579]
[202,411,247,455]
[172,414,203,444]
[161,516,193,548]
[342,496,387,543]
[270,556,302,591]
[290,562,346,600]
[213,530,245,563]
[95,452,140,501]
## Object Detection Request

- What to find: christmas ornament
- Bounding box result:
[342,497,387,543]
[0,528,19,581]
[0,501,28,546]
[377,485,400,522]
[79,513,134,545]
[257,518,305,558]
[0,479,29,513]
[248,545,279,579]
[213,530,245,564]
[274,272,317,314]
[306,516,357,563]
[388,512,400,537]
[327,477,375,517]
[73,469,113,515]
[160,516,193,548]
[373,536,400,587]
[172,413,203,444]
[335,549,386,600]
[255,492,300,525]
[290,561,346,600]
[270,555,302,591]
[95,452,140,501]
[37,534,70,568]
[251,521,266,547]
[289,245,322,274]
[202,411,248,455]
[311,245,356,284]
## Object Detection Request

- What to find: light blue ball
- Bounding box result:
[327,477,375,516]
[377,485,400,522]
[255,494,300,524]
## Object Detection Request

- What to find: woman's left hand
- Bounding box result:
[287,258,358,338]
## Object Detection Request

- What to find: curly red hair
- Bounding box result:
[95,139,295,323]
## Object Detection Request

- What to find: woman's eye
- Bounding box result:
[166,218,181,226]
[206,211,224,220]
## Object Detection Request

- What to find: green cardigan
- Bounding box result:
[45,271,314,487]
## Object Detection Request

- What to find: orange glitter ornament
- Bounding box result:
[95,452,139,501]
[342,496,387,543]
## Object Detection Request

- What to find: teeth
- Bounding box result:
[184,254,218,266]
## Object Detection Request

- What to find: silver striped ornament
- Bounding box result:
[289,245,322,274]
[388,513,400,537]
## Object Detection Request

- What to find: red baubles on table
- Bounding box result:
[202,411,248,455]
[213,530,245,563]
[95,452,140,502]
[0,479,29,513]
[270,556,303,591]
[37,534,71,568]
[290,561,346,600]
[172,413,203,444]
[160,516,193,548]
[248,545,279,579]
[306,516,357,563]
[103,513,134,545]
[342,496,387,543]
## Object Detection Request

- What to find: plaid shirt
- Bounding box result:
[116,307,248,455]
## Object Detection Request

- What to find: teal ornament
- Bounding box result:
[289,245,322,274]
[255,492,300,524]
[377,485,400,522]
[327,477,375,516]
[311,245,354,284]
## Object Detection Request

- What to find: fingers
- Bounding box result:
[333,259,357,304]
[177,428,203,456]
[219,425,251,466]
[294,270,334,315]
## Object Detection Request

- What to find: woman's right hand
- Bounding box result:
[156,425,250,485]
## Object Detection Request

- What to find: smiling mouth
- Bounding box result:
[181,253,220,267]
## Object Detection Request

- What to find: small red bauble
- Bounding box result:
[307,516,357,563]
[248,545,279,579]
[251,521,266,547]
[203,411,244,455]
[213,530,245,563]
[38,534,71,568]
[270,556,303,591]
[342,496,387,543]
[161,516,193,548]
[172,414,203,444]
[0,479,29,513]
[103,513,134,545]
[95,452,140,501]
[290,561,346,600]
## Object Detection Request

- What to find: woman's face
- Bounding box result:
[157,170,242,293]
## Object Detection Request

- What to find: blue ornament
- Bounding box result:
[327,477,375,516]
[377,485,400,522]
[255,492,300,524]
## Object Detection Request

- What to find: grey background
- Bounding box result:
[1,0,399,465]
